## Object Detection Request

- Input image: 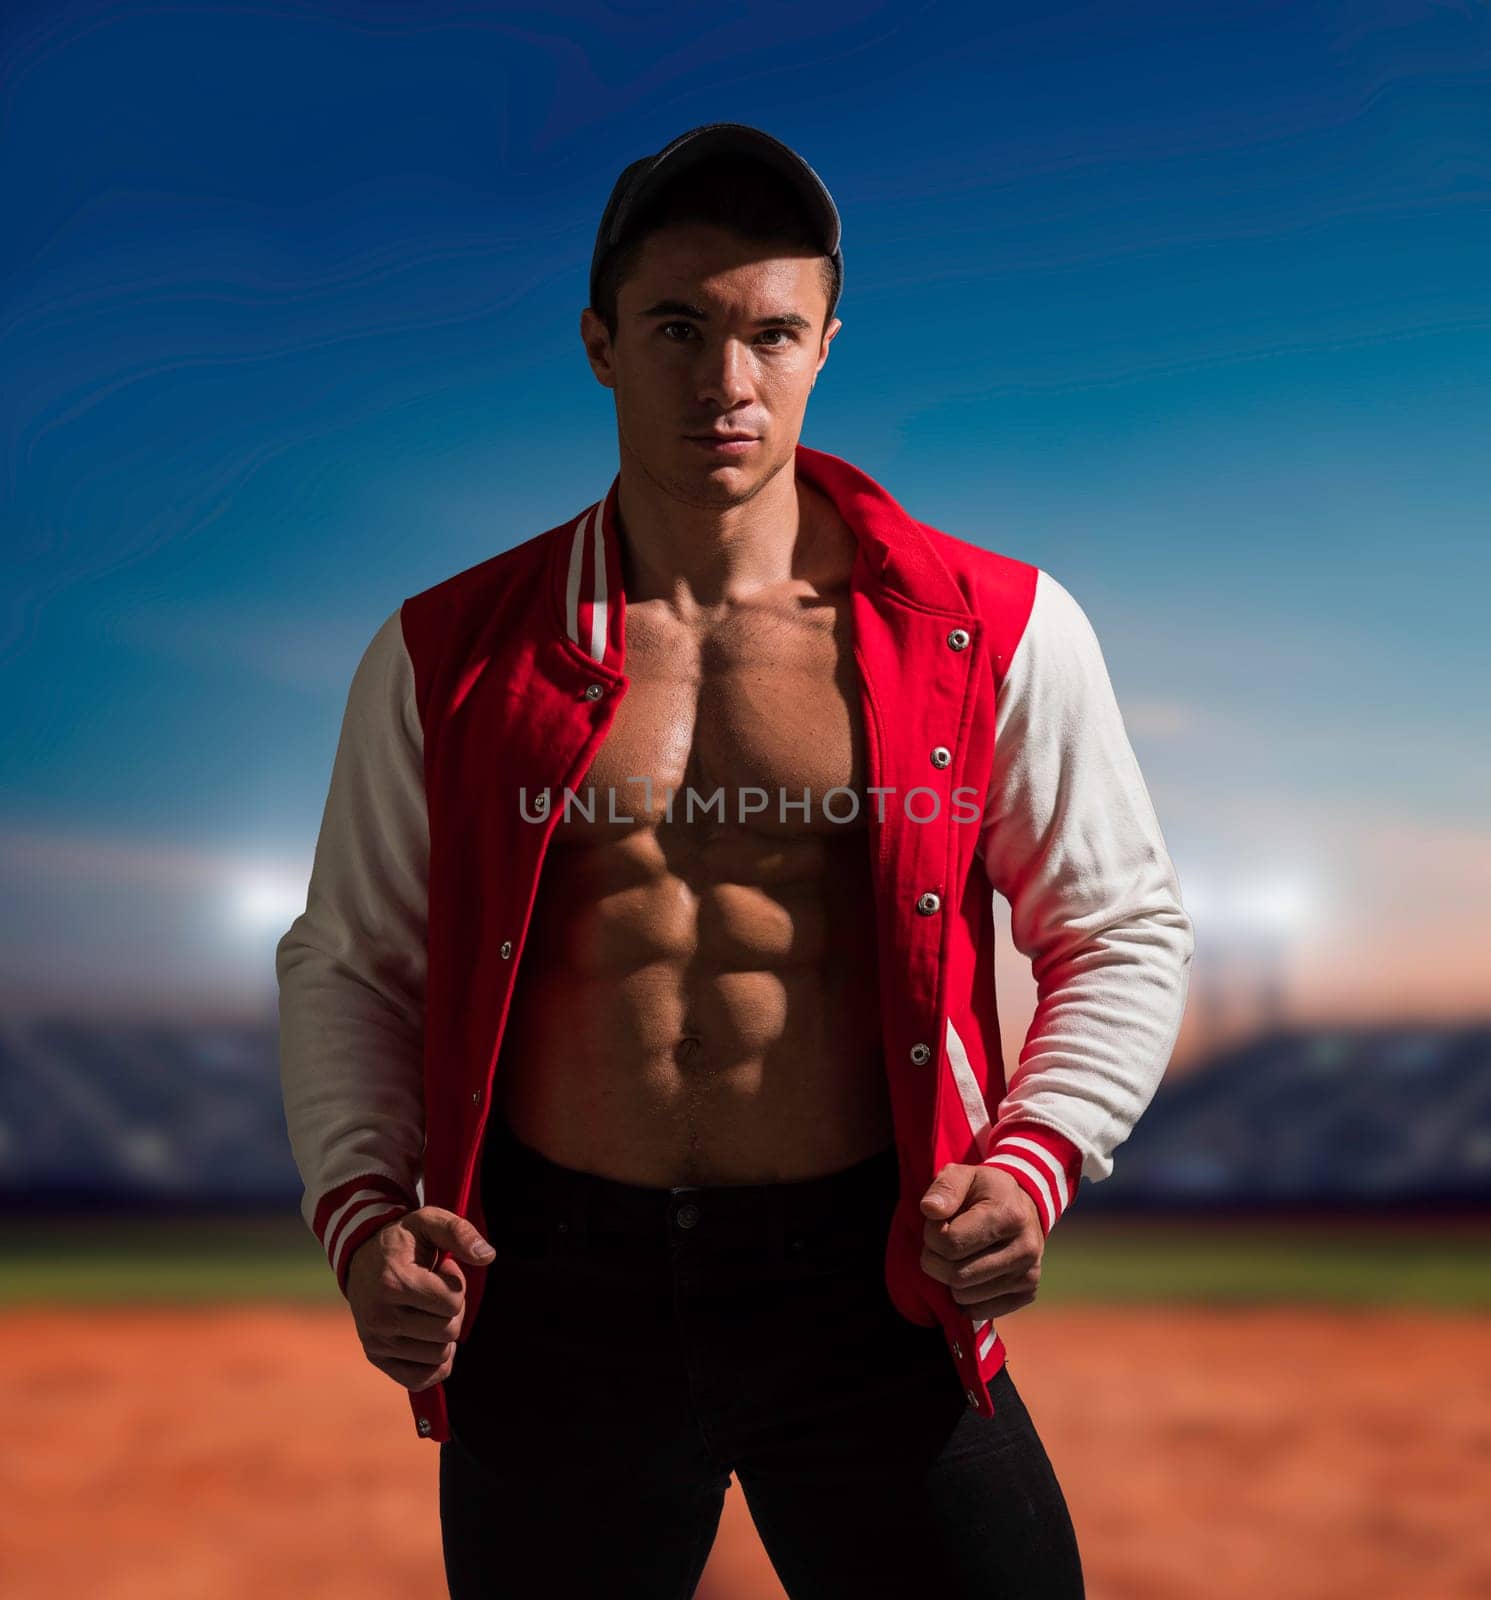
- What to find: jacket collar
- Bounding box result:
[546,442,973,678]
[794,443,971,615]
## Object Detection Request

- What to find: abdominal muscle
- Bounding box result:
[496,816,892,1187]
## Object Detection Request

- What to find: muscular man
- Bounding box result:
[277,123,1194,1599]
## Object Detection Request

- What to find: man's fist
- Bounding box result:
[345,1207,497,1392]
[918,1164,1045,1321]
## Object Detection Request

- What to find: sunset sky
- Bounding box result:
[4,0,1488,1051]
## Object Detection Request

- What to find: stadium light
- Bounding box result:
[1180,867,1322,1041]
[1180,872,1318,941]
[230,875,306,934]
[1231,876,1314,937]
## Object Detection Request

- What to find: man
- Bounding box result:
[277,123,1194,1599]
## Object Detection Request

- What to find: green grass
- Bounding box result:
[0,1213,1487,1309]
[1036,1219,1491,1308]
[0,1214,343,1305]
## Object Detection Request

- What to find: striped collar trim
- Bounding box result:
[551,471,626,676]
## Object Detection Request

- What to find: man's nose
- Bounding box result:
[696,340,756,405]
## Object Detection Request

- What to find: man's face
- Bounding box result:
[581,222,841,508]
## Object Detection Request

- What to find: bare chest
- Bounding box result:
[556,591,867,841]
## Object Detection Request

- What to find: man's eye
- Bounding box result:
[658,323,793,347]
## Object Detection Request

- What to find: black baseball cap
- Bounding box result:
[588,121,843,317]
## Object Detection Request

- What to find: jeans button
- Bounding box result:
[675,1202,701,1229]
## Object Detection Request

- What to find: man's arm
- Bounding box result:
[978,568,1195,1236]
[275,607,429,1296]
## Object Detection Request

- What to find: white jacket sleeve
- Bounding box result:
[275,607,429,1295]
[980,568,1195,1209]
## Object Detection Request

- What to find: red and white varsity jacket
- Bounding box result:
[276,442,1194,1444]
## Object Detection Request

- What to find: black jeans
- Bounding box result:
[439,1111,1085,1599]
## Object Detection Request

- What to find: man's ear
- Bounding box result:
[579,307,617,390]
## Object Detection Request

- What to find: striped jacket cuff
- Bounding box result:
[983,1121,1083,1236]
[312,1173,419,1297]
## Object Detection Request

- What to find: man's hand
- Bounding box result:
[345,1207,497,1393]
[918,1164,1045,1320]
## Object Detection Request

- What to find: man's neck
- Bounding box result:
[614,449,846,615]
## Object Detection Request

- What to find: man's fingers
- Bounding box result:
[963,1289,1040,1319]
[387,1264,466,1318]
[379,1298,463,1339]
[920,1243,999,1289]
[950,1257,1040,1306]
[922,1201,1019,1259]
[371,1353,455,1393]
[920,1236,1035,1292]
[367,1330,458,1365]
[402,1207,496,1266]
[921,1216,974,1259]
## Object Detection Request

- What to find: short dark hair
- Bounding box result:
[590,152,841,343]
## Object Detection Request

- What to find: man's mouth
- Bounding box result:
[685,435,758,454]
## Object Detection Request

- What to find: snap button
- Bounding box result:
[500,940,513,959]
[909,1042,932,1065]
[947,628,971,651]
[930,746,951,769]
[951,1340,963,1360]
[965,1387,980,1410]
[675,1203,701,1229]
[417,1417,433,1435]
[584,682,605,701]
[471,1090,481,1105]
[915,891,941,916]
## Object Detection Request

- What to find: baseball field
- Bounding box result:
[3,1212,1487,1599]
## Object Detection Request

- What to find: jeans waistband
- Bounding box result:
[479,1111,900,1259]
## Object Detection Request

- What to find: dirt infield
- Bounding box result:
[4,1303,1487,1599]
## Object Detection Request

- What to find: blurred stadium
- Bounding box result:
[3,1011,1487,1222]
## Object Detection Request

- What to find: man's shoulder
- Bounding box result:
[921,526,1107,686]
[916,517,1039,590]
[912,519,1046,677]
[908,524,1109,687]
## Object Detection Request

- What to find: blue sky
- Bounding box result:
[3,0,1488,1033]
